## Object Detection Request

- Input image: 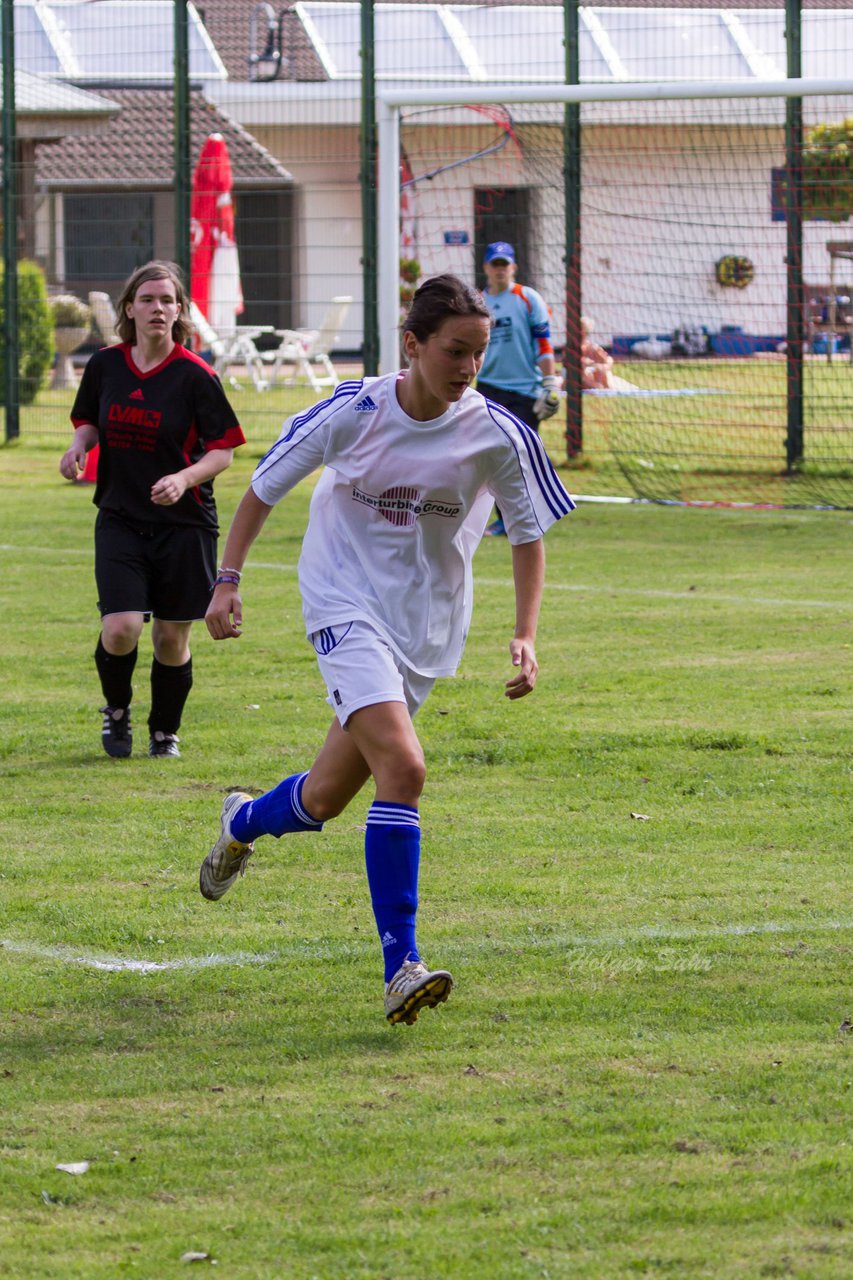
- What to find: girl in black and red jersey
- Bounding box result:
[59,260,246,759]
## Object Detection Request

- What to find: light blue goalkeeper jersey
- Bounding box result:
[478,283,554,399]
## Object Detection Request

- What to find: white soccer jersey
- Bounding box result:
[251,372,574,677]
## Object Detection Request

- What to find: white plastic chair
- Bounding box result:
[265,296,352,392]
[189,300,270,391]
[88,292,121,344]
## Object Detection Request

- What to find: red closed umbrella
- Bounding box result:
[190,133,244,336]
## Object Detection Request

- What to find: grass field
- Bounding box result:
[9,354,853,509]
[1,445,851,1279]
[568,358,853,509]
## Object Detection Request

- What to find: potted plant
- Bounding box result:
[50,293,92,388]
[802,117,853,222]
[399,258,421,315]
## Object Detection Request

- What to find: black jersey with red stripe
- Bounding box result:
[71,343,245,531]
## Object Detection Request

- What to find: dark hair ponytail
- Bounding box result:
[403,273,490,343]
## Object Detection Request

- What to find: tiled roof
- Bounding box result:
[35,87,293,188]
[197,0,327,81]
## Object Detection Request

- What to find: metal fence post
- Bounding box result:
[173,0,191,284]
[563,0,581,459]
[2,0,19,441]
[785,0,804,472]
[360,0,379,375]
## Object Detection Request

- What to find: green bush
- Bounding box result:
[0,259,54,405]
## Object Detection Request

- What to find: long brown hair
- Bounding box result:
[115,261,191,346]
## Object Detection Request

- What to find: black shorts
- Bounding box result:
[94,510,217,622]
[476,382,540,432]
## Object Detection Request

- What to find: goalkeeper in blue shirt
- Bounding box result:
[476,242,560,536]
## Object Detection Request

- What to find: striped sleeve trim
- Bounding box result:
[487,401,575,522]
[253,379,364,480]
[516,419,575,519]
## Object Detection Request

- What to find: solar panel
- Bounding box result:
[8,3,63,76]
[734,11,786,76]
[453,6,610,82]
[803,9,853,79]
[593,9,750,81]
[9,3,853,88]
[8,1,225,81]
[299,3,467,80]
[298,4,852,86]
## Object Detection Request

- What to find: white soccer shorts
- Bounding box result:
[309,620,434,728]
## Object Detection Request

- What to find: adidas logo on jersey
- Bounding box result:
[129,388,144,401]
[354,395,378,413]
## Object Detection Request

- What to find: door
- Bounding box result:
[473,187,531,288]
[235,189,293,333]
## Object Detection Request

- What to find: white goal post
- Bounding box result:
[376,76,853,374]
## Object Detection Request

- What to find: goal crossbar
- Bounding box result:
[377,76,853,371]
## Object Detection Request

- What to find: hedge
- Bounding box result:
[0,259,54,405]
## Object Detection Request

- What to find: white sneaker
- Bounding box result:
[384,956,454,1025]
[199,792,254,901]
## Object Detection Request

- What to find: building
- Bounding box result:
[9,1,853,353]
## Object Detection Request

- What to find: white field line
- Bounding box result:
[253,560,850,613]
[475,577,852,611]
[0,544,92,557]
[2,918,849,975]
[0,939,277,974]
[572,495,853,517]
[560,918,853,947]
[3,545,845,613]
[474,918,853,956]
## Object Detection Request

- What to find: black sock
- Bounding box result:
[95,636,137,709]
[149,656,193,736]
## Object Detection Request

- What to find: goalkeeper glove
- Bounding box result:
[533,375,561,420]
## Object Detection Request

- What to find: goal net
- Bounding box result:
[381,79,853,509]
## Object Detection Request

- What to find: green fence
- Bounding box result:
[2,0,853,508]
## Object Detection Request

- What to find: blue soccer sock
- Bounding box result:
[230,772,323,842]
[364,801,421,982]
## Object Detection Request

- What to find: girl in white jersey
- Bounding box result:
[200,274,574,1026]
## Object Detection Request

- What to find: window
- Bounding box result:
[65,195,154,281]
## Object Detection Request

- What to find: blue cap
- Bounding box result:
[484,241,516,265]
